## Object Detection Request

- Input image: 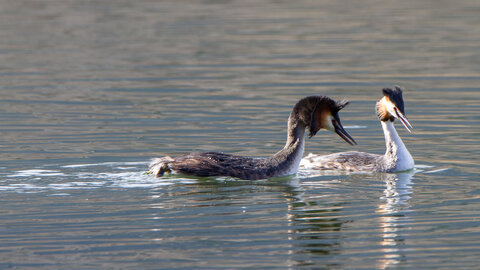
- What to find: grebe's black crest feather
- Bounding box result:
[296,96,350,138]
[335,99,350,112]
[382,86,406,115]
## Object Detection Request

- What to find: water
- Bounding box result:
[1,0,479,269]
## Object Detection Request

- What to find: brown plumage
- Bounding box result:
[149,96,356,180]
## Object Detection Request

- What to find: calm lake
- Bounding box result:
[1,0,479,269]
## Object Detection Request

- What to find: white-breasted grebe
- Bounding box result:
[300,87,414,173]
[149,96,357,180]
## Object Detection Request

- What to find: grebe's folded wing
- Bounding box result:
[150,152,260,178]
[300,151,382,172]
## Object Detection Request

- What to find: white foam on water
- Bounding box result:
[424,168,451,174]
[113,180,174,188]
[116,167,137,170]
[3,161,177,192]
[62,161,148,168]
[415,164,435,169]
[47,181,107,189]
[70,181,107,186]
[0,183,46,191]
[61,163,100,168]
[7,169,65,177]
[345,125,368,129]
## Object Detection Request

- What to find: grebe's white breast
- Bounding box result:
[382,121,414,172]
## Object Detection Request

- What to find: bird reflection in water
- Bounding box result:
[284,177,344,267]
[376,171,414,269]
[284,170,415,268]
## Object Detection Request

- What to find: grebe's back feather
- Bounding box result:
[150,150,296,180]
[150,133,305,180]
[150,152,261,179]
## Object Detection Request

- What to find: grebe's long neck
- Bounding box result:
[285,115,306,148]
[381,120,414,171]
[265,114,306,176]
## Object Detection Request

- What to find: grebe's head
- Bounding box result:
[377,86,413,132]
[294,96,356,145]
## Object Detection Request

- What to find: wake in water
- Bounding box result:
[1,159,448,194]
[0,161,196,194]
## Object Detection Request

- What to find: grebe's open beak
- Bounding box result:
[332,118,357,146]
[394,108,413,133]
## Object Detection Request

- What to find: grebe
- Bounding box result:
[300,87,414,173]
[149,96,357,180]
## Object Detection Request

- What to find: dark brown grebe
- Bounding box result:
[301,87,414,173]
[149,96,356,180]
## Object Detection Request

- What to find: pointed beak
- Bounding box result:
[394,108,413,133]
[333,119,357,146]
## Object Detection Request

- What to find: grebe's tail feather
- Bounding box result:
[149,156,174,176]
